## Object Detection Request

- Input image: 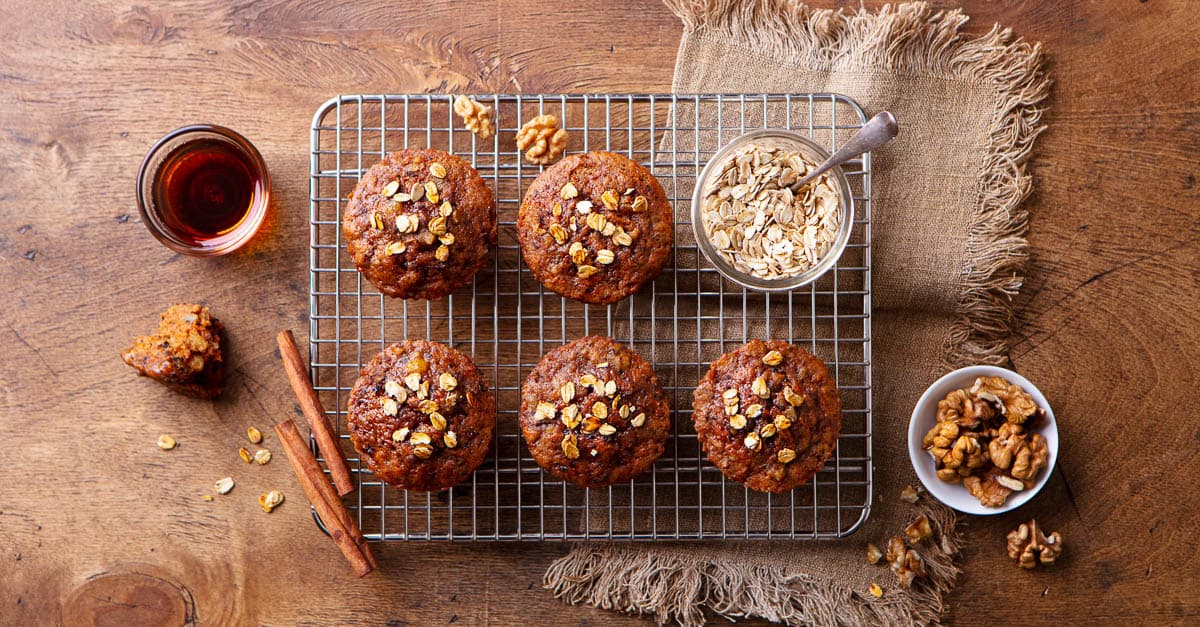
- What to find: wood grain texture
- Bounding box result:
[0,0,1196,624]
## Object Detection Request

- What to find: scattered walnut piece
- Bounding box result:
[885,535,926,587]
[1007,519,1062,568]
[904,515,933,543]
[866,542,884,564]
[515,114,568,165]
[453,96,496,139]
[971,376,1038,423]
[899,485,920,503]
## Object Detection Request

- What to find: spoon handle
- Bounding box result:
[792,111,898,190]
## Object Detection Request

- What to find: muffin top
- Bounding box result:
[692,339,841,493]
[520,336,671,488]
[348,340,495,492]
[343,148,497,300]
[516,151,673,304]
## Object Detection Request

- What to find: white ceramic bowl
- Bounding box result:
[907,365,1058,515]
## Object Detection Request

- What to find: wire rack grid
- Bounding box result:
[308,93,872,541]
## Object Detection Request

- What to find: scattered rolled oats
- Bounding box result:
[762,350,784,366]
[430,162,447,179]
[591,401,609,419]
[424,181,440,204]
[443,431,458,448]
[439,372,458,391]
[729,414,747,430]
[392,427,410,442]
[721,388,739,401]
[157,435,177,450]
[214,477,235,494]
[604,380,617,397]
[259,490,284,513]
[381,397,399,416]
[516,114,568,165]
[595,249,615,265]
[453,96,495,139]
[576,265,600,278]
[435,245,450,262]
[549,223,568,244]
[395,214,419,233]
[410,182,425,202]
[777,448,797,463]
[439,201,454,217]
[701,144,842,280]
[560,382,576,403]
[560,182,578,200]
[743,432,761,450]
[598,424,617,436]
[413,444,434,459]
[429,412,447,431]
[630,412,646,428]
[774,414,793,431]
[759,423,777,439]
[575,200,593,214]
[382,180,401,197]
[239,447,252,463]
[612,231,633,247]
[783,385,805,407]
[370,211,384,230]
[631,195,648,212]
[254,448,272,465]
[201,494,215,502]
[744,403,763,418]
[385,240,407,255]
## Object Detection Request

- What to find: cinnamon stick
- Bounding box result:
[275,419,377,575]
[276,329,355,496]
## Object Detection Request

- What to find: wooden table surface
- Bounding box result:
[2,0,1197,624]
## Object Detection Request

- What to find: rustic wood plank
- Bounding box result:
[0,0,1196,624]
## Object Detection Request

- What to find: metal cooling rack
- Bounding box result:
[308,93,872,541]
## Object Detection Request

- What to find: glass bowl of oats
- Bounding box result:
[692,130,853,291]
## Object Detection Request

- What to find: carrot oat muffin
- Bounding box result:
[347,340,495,492]
[692,340,841,493]
[344,148,497,300]
[520,336,670,487]
[516,151,673,304]
[121,304,225,399]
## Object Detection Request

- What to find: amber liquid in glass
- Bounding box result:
[154,139,263,247]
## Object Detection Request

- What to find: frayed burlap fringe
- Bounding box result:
[545,2,1047,625]
[546,505,964,626]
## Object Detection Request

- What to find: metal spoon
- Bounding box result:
[790,111,898,192]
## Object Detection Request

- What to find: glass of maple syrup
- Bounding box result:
[136,125,270,255]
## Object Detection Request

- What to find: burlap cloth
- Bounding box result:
[541,2,1049,624]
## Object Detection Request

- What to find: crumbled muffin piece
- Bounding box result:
[121,304,225,399]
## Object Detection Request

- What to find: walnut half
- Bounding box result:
[453,96,495,139]
[1007,518,1063,568]
[515,114,568,165]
